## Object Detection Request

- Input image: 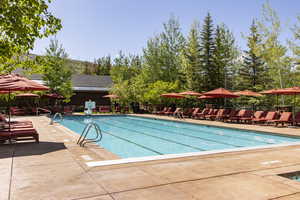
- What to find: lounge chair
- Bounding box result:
[223,110,239,122]
[252,111,277,124]
[10,107,26,116]
[155,107,168,115]
[173,108,183,118]
[293,112,300,126]
[191,108,201,118]
[269,112,292,127]
[241,111,265,124]
[196,108,211,119]
[0,127,39,143]
[182,108,195,118]
[99,106,111,113]
[165,108,180,116]
[163,107,173,115]
[215,109,230,121]
[0,114,33,126]
[204,109,219,120]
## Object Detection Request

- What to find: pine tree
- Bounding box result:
[213,24,237,89]
[199,13,215,91]
[180,21,202,91]
[237,20,266,91]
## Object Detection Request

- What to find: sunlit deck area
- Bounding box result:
[2,115,300,200]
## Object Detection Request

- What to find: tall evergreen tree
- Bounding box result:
[180,21,202,91]
[213,24,238,89]
[199,13,215,91]
[237,20,267,91]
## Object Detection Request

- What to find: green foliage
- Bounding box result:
[180,21,202,91]
[37,39,73,102]
[143,81,180,105]
[94,56,112,75]
[236,20,268,92]
[0,0,61,72]
[199,13,215,91]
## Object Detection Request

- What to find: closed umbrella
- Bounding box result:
[0,74,49,130]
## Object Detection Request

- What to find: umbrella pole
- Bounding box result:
[8,90,11,132]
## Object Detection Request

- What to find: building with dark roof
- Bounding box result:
[14,68,113,107]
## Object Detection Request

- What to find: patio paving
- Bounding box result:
[2,115,300,199]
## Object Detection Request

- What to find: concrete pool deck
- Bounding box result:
[2,115,300,199]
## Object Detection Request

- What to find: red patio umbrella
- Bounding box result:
[161,93,185,99]
[260,88,283,109]
[203,88,239,98]
[103,94,119,99]
[275,87,300,123]
[198,95,216,99]
[179,91,202,96]
[16,93,39,98]
[0,74,49,130]
[202,88,239,107]
[43,93,65,99]
[234,90,262,97]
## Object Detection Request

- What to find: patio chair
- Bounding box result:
[223,110,239,122]
[0,127,39,143]
[196,108,211,119]
[252,111,277,124]
[241,111,265,124]
[63,106,73,115]
[191,108,201,118]
[99,106,111,113]
[215,109,230,121]
[268,112,293,127]
[155,107,167,115]
[10,107,26,116]
[293,112,300,126]
[162,107,172,115]
[204,109,219,120]
[173,108,183,118]
[182,108,195,118]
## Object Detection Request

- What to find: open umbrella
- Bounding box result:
[203,88,239,98]
[179,91,202,96]
[103,94,119,99]
[234,90,262,97]
[43,93,65,99]
[234,90,263,112]
[0,74,49,130]
[260,88,282,110]
[198,95,216,99]
[202,88,239,107]
[16,93,39,98]
[275,87,300,124]
[161,93,185,99]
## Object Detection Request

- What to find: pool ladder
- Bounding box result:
[50,112,63,125]
[77,122,103,147]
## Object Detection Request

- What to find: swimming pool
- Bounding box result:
[59,115,300,159]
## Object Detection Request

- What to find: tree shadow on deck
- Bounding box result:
[0,141,67,159]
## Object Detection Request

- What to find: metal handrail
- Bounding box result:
[50,112,63,125]
[77,122,102,147]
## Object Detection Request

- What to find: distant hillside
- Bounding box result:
[28,53,95,74]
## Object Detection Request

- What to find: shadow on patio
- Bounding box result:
[0,141,67,159]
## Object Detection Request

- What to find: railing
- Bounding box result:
[77,122,102,147]
[50,112,63,125]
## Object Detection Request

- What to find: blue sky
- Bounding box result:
[32,0,300,62]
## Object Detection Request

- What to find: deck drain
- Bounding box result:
[279,171,300,182]
[261,160,282,165]
[81,155,93,161]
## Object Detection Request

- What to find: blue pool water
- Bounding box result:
[59,115,300,158]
